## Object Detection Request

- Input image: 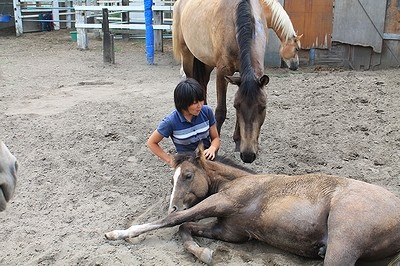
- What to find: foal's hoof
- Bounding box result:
[199,248,214,265]
[105,231,118,240]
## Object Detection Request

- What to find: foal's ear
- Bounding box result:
[195,143,206,159]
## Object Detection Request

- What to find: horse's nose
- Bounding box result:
[289,62,298,71]
[240,152,256,163]
[168,205,178,214]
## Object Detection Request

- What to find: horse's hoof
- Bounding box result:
[199,247,214,265]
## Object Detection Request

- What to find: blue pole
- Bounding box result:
[144,0,154,65]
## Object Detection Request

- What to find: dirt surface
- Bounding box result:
[0,29,399,266]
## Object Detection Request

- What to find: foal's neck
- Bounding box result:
[204,160,251,182]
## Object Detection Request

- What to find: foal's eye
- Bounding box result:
[184,173,193,181]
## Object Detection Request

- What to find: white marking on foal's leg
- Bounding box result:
[105,223,160,240]
[169,167,181,213]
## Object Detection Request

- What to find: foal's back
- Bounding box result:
[219,173,400,261]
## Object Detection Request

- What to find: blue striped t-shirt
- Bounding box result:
[157,105,216,153]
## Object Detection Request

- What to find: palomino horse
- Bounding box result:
[105,145,400,265]
[173,0,301,163]
[0,141,18,212]
[262,0,302,70]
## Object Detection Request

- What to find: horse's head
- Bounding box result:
[225,74,269,163]
[168,147,209,213]
[280,34,302,70]
[0,141,18,212]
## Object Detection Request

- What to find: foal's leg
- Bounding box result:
[179,220,248,265]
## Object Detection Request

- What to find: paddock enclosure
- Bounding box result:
[0,30,399,265]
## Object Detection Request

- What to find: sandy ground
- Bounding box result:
[0,29,399,266]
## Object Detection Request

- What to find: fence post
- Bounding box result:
[13,0,22,36]
[76,8,88,49]
[52,0,60,30]
[102,8,115,64]
[154,10,163,52]
[144,0,154,65]
[122,0,130,41]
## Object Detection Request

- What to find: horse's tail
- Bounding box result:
[172,3,181,62]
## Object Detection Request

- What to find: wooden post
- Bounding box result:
[121,0,130,41]
[102,8,115,64]
[154,10,163,52]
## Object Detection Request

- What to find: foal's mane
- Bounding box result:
[263,0,296,40]
[214,156,257,174]
[173,153,256,175]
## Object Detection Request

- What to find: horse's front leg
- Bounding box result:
[106,193,237,241]
[214,69,229,134]
[105,222,163,240]
[233,118,240,152]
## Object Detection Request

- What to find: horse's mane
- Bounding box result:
[173,153,257,175]
[263,0,296,41]
[236,0,260,99]
[236,0,255,79]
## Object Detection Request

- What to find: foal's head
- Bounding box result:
[168,151,209,213]
[168,145,256,213]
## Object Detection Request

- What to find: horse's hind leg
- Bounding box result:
[190,57,213,104]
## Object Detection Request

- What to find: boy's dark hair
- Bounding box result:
[174,78,205,112]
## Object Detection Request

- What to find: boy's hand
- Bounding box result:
[204,147,216,160]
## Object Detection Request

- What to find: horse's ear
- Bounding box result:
[225,75,241,86]
[297,34,303,40]
[259,75,269,87]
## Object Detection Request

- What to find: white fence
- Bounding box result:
[74,4,173,50]
[12,0,174,41]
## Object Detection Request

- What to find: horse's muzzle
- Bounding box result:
[240,152,256,163]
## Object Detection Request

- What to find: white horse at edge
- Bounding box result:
[0,141,18,212]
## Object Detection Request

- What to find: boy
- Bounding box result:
[147,78,220,166]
